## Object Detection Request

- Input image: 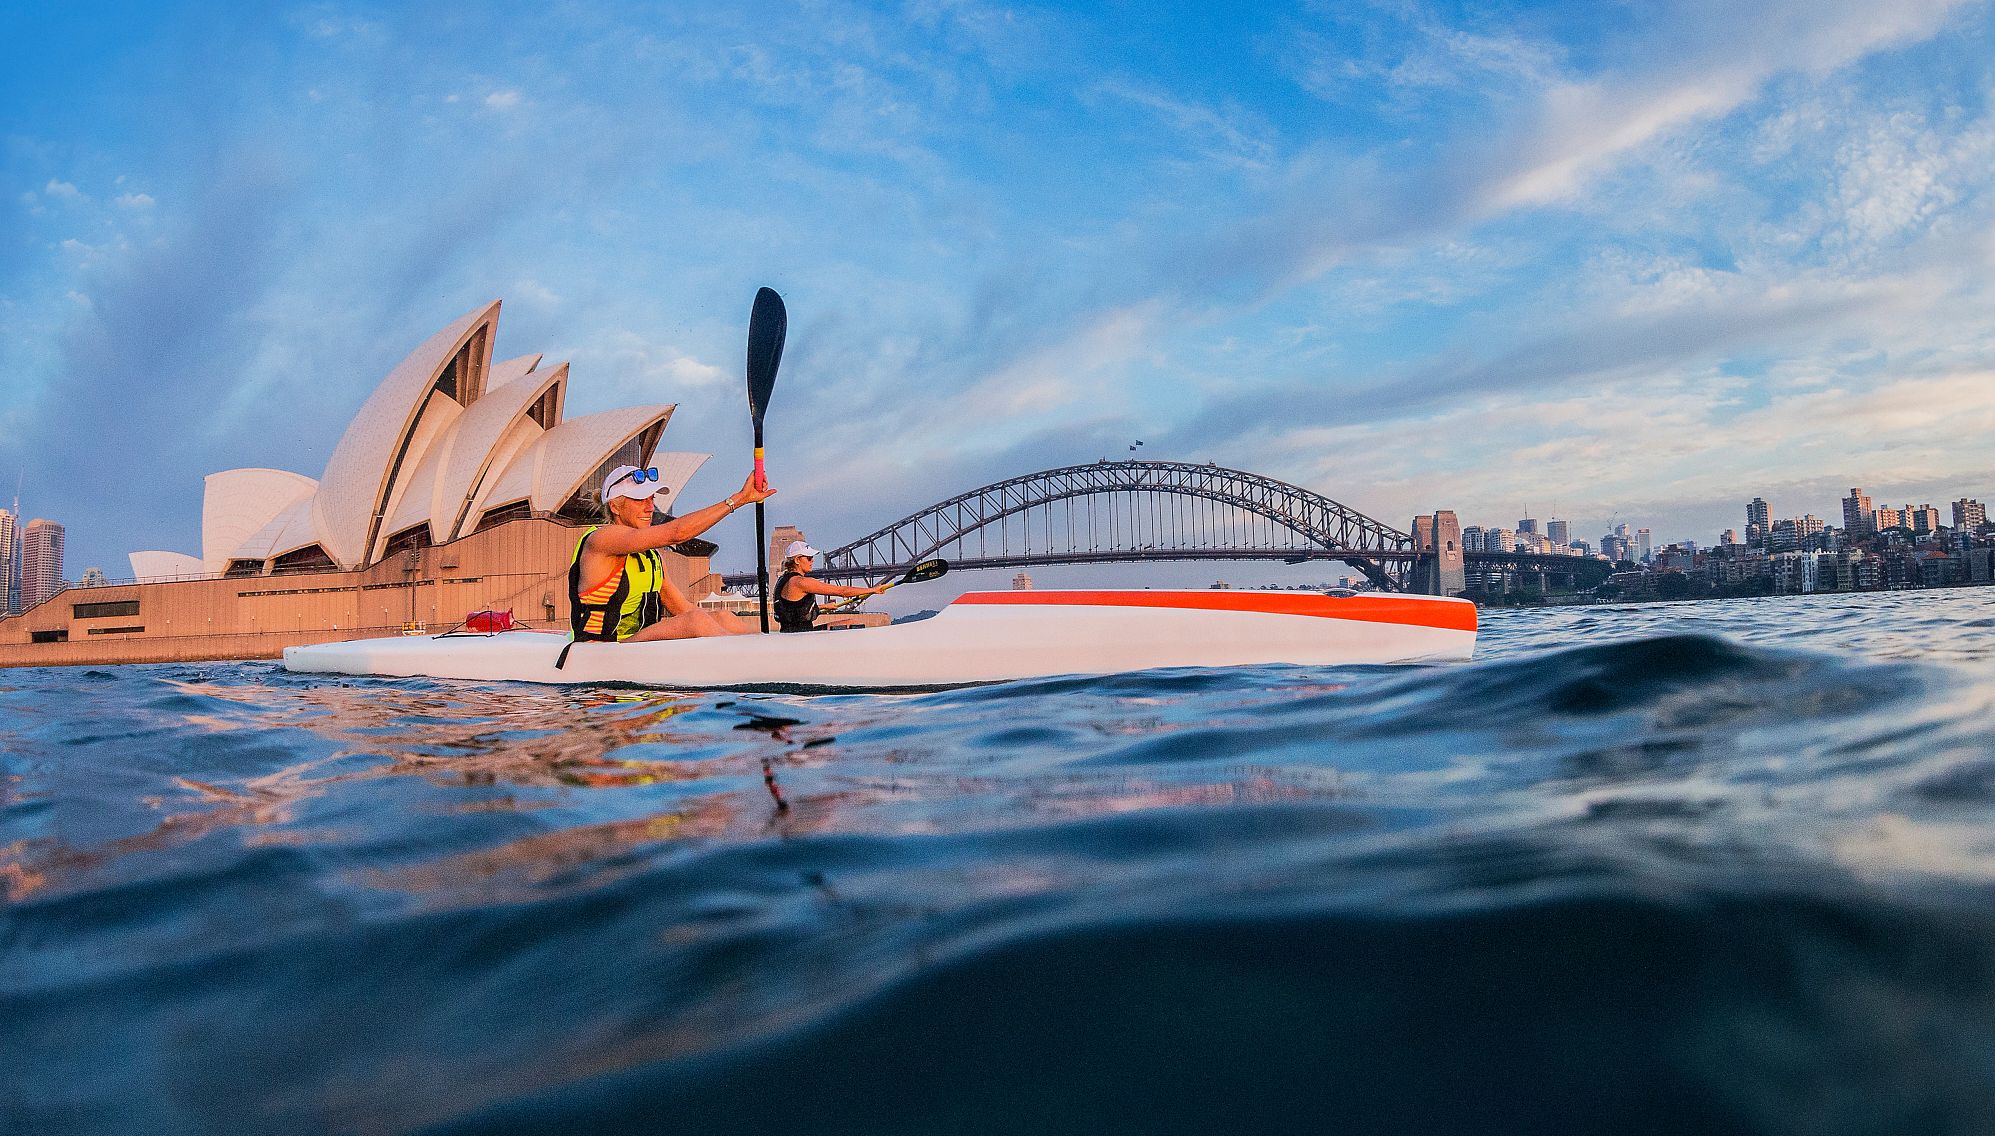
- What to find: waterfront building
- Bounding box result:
[0,300,726,666]
[1746,498,1771,546]
[1839,549,1879,590]
[1843,489,1873,537]
[0,508,14,614]
[1954,499,1987,531]
[1909,504,1943,536]
[1636,527,1652,562]
[21,519,64,610]
[1720,528,1740,547]
[1545,519,1569,546]
[1772,551,1826,595]
[1874,506,1905,532]
[1012,571,1034,590]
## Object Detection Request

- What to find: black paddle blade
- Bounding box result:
[902,558,949,584]
[746,287,787,425]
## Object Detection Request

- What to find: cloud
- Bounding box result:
[484,89,522,111]
[114,192,155,209]
[42,179,83,201]
[1092,79,1277,170]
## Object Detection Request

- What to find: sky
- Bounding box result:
[4,0,1995,597]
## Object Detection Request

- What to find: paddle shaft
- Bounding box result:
[821,560,948,613]
[753,424,769,633]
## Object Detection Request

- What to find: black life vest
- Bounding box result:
[773,571,820,633]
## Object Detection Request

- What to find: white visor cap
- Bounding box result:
[602,464,669,503]
[784,540,823,560]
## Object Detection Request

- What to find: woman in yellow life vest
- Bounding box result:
[569,463,774,642]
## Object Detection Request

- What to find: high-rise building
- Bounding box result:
[1954,499,1987,531]
[1874,507,1904,532]
[1720,528,1740,546]
[1461,525,1484,552]
[1636,527,1652,562]
[0,507,14,614]
[1843,489,1873,537]
[1746,498,1771,547]
[1011,571,1033,590]
[21,519,64,611]
[1486,527,1515,553]
[1909,504,1942,536]
[1517,517,1539,536]
[79,566,108,588]
[1546,519,1569,546]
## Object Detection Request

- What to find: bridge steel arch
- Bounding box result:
[765,460,1418,591]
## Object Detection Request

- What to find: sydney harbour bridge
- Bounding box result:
[720,460,1609,595]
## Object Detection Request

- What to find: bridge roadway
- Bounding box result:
[721,547,1609,590]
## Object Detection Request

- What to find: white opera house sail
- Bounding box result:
[129,300,709,581]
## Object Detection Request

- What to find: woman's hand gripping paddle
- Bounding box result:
[821,559,950,614]
[746,287,787,634]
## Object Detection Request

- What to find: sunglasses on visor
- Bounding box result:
[612,467,662,490]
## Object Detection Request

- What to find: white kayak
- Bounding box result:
[282,589,1477,690]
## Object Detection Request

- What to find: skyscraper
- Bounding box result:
[1843,489,1873,537]
[1636,527,1652,562]
[1954,499,1987,531]
[1546,519,1569,546]
[1747,498,1770,546]
[1517,517,1539,536]
[0,507,14,614]
[21,518,64,611]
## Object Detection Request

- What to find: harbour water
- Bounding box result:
[6,589,1995,1134]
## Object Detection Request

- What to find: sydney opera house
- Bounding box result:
[0,300,729,666]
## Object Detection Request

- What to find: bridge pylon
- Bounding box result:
[1409,510,1467,596]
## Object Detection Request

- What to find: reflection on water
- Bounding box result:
[4,589,1995,1134]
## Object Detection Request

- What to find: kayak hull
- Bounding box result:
[281,589,1477,690]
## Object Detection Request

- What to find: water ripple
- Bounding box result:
[5,588,1995,1133]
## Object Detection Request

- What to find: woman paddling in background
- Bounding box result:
[569,463,775,643]
[774,541,889,632]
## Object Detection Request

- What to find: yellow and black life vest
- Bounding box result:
[557,527,665,666]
